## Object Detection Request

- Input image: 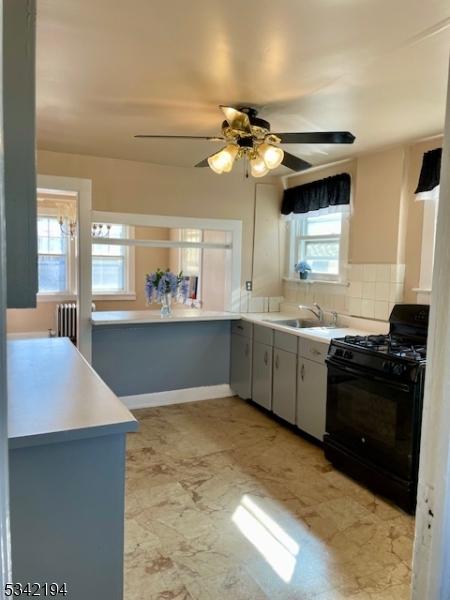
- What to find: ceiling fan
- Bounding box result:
[135,105,355,177]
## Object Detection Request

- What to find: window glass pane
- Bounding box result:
[48,236,65,254]
[92,242,123,256]
[304,213,342,236]
[92,257,125,292]
[38,255,67,292]
[48,218,63,237]
[37,217,49,237]
[92,224,127,256]
[303,240,339,259]
[300,240,340,275]
[305,259,338,274]
[180,229,202,275]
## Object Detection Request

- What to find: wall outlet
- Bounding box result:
[245,281,253,291]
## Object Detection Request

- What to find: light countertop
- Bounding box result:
[241,312,376,343]
[90,308,384,344]
[91,309,241,326]
[8,338,138,449]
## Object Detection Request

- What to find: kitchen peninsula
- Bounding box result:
[90,308,380,407]
[91,309,240,399]
[8,337,137,600]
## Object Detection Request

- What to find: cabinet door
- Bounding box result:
[297,358,327,441]
[4,0,38,308]
[230,333,252,399]
[273,349,297,424]
[252,341,272,410]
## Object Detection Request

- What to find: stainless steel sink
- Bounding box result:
[263,318,335,329]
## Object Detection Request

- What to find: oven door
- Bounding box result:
[326,360,415,479]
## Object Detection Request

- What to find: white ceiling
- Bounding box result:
[37,0,450,173]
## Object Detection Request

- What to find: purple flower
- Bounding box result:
[145,269,189,305]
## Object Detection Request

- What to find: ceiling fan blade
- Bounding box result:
[281,152,312,172]
[195,156,211,167]
[219,106,252,134]
[134,134,224,141]
[274,132,355,144]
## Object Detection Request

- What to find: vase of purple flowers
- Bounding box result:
[145,268,189,317]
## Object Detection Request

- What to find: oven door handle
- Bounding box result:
[326,359,412,393]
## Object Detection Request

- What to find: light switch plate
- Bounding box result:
[245,281,253,291]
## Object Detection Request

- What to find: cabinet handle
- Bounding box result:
[311,348,321,356]
[301,363,305,381]
[245,343,249,357]
[275,354,279,370]
[264,350,268,365]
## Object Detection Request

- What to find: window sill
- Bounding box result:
[412,288,432,294]
[37,294,76,303]
[93,293,137,302]
[283,277,349,287]
[37,293,137,303]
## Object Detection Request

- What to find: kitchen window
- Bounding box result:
[37,200,134,299]
[37,214,70,294]
[92,224,134,296]
[288,206,350,281]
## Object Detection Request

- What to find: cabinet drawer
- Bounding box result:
[253,324,274,346]
[231,320,253,338]
[299,338,330,364]
[274,330,298,354]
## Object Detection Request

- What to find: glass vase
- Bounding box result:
[160,292,173,317]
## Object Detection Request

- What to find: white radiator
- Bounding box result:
[56,303,77,343]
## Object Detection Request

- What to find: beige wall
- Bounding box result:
[37,149,282,284]
[350,146,405,264]
[285,136,443,303]
[7,149,283,332]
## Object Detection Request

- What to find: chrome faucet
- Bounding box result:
[298,303,324,322]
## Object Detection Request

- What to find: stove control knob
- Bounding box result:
[382,361,391,372]
[335,348,343,357]
[343,350,353,359]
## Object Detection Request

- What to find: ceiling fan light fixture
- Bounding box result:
[207,144,239,174]
[250,154,270,178]
[260,142,284,170]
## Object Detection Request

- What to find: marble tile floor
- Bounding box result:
[124,397,414,600]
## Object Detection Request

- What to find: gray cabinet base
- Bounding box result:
[9,434,127,600]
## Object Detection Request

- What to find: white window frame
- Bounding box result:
[91,224,136,300]
[36,206,136,302]
[177,228,203,303]
[91,211,241,312]
[36,204,77,302]
[287,206,350,283]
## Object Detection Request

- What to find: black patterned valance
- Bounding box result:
[415,148,442,193]
[281,173,351,215]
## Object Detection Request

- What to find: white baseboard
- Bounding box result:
[120,384,234,410]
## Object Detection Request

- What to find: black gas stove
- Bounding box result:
[324,304,429,513]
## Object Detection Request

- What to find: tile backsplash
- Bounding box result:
[282,263,405,322]
[239,290,284,313]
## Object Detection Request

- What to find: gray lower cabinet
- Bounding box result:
[252,341,273,410]
[297,352,328,441]
[272,347,297,424]
[230,331,252,399]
